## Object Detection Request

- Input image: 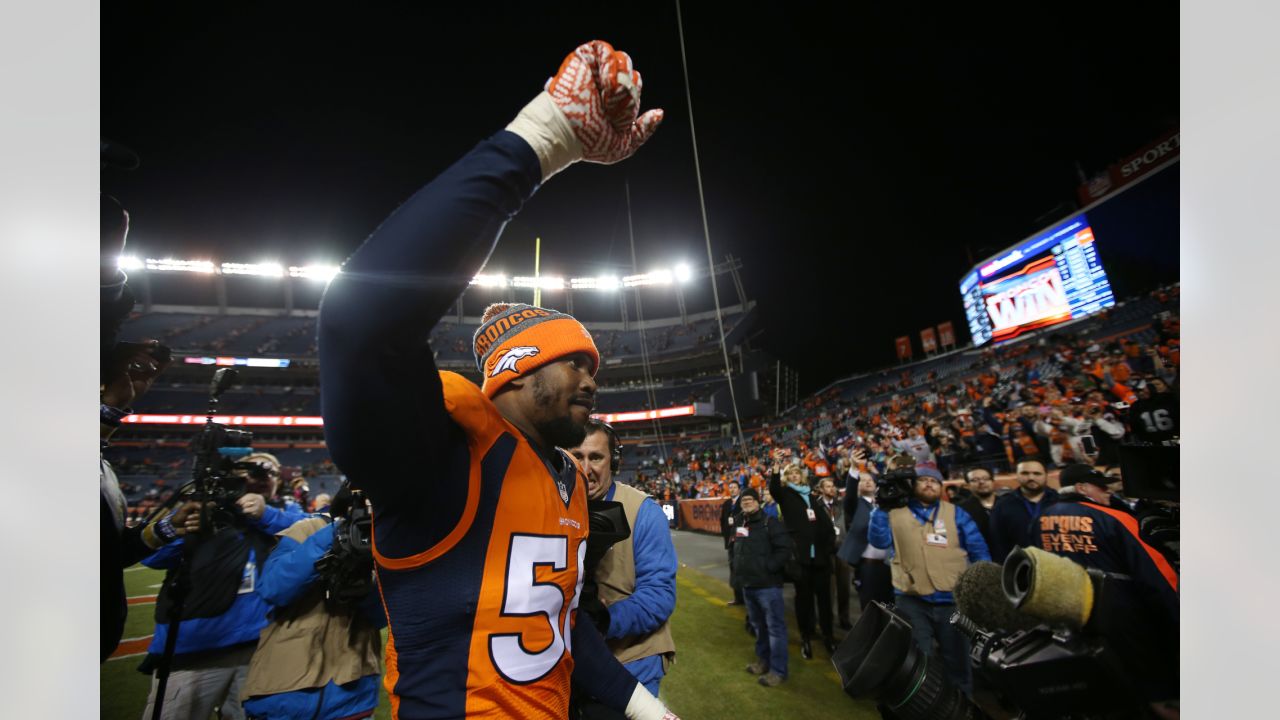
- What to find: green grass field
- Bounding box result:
[103,564,878,719]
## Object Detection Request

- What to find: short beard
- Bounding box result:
[538,415,587,450]
[532,373,587,449]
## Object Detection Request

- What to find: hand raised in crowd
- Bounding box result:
[237,493,267,520]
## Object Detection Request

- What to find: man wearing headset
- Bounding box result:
[568,420,678,712]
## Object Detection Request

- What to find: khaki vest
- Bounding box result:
[240,517,383,700]
[596,482,677,670]
[888,502,969,596]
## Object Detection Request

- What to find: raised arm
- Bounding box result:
[319,41,662,519]
[318,131,544,508]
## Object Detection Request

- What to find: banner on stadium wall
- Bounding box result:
[1077,129,1179,205]
[895,336,912,361]
[921,327,938,354]
[937,321,956,349]
[677,497,726,533]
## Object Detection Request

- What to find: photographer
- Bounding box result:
[138,452,307,720]
[868,463,990,695]
[239,485,385,720]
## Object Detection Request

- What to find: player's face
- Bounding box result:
[739,495,760,515]
[818,479,836,498]
[570,429,613,501]
[1017,461,1047,494]
[530,352,597,450]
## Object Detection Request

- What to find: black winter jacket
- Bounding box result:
[731,510,793,589]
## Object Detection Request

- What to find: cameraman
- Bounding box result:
[239,485,385,720]
[138,452,307,720]
[1037,464,1179,710]
[868,463,990,695]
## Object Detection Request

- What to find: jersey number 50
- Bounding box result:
[489,534,586,683]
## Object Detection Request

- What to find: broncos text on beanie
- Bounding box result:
[472,303,599,398]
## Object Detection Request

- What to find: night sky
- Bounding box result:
[101,3,1179,391]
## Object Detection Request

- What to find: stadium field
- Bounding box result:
[103,548,879,719]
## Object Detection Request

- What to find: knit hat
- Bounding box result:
[740,487,761,502]
[914,463,944,483]
[473,303,599,398]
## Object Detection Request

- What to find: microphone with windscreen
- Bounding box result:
[953,561,1040,634]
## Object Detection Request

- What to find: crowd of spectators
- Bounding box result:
[108,285,1178,543]
[619,286,1179,504]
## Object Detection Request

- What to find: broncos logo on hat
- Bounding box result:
[489,346,540,376]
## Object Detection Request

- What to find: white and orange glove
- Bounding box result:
[625,682,680,720]
[507,40,664,181]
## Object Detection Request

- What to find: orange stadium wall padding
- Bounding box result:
[677,498,726,534]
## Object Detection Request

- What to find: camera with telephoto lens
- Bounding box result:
[186,368,255,534]
[832,547,1158,719]
[314,483,376,612]
[575,500,631,634]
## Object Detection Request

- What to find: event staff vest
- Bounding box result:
[373,371,591,719]
[887,502,968,596]
[595,482,676,670]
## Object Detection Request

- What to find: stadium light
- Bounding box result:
[470,273,508,287]
[288,265,340,282]
[123,254,701,290]
[146,258,217,273]
[570,275,621,291]
[623,269,674,287]
[221,262,285,277]
[512,275,565,290]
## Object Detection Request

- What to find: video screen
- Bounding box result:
[960,214,1115,346]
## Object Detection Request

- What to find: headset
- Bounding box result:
[587,419,623,475]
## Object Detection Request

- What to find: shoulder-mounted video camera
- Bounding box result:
[179,368,255,536]
[874,466,916,510]
[314,483,375,612]
[576,500,632,634]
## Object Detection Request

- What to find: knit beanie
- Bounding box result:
[472,303,599,398]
